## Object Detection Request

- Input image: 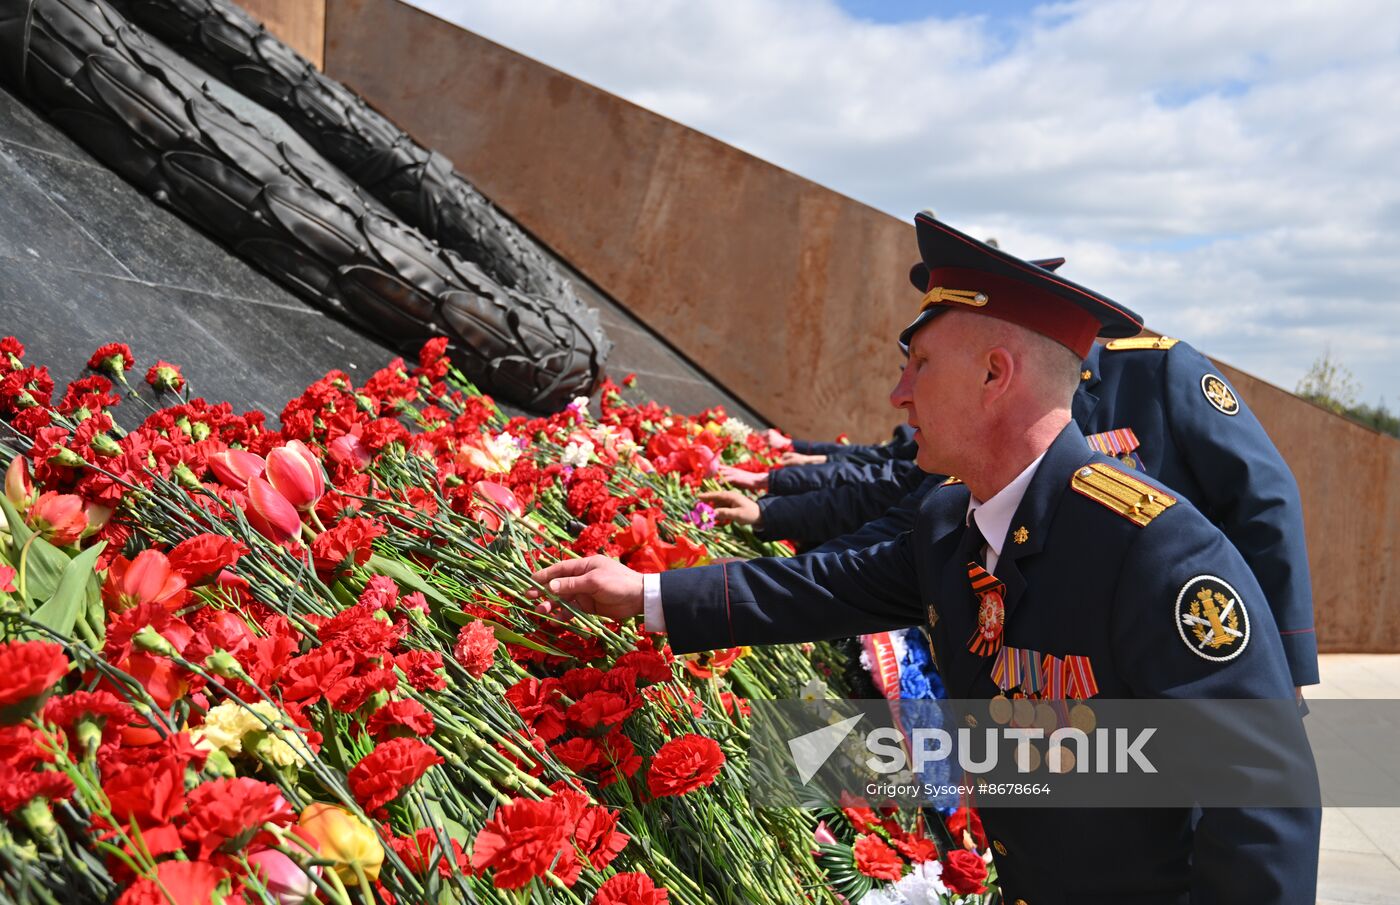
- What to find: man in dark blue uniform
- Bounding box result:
[709,324,1319,690]
[534,213,1321,904]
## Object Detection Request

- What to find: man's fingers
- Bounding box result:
[698,490,745,507]
[546,573,598,600]
[532,556,601,585]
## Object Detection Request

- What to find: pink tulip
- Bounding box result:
[472,481,523,517]
[265,441,325,511]
[814,820,838,845]
[209,449,266,490]
[5,457,33,506]
[27,492,88,545]
[246,848,318,905]
[244,478,302,545]
[328,433,371,471]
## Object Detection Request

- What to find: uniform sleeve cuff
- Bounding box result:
[643,572,666,633]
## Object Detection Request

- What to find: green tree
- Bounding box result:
[1296,350,1399,438]
[1296,349,1360,414]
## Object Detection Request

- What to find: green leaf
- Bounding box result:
[30,542,105,637]
[365,553,454,610]
[85,571,105,645]
[367,553,564,657]
[19,534,78,606]
[329,578,359,609]
[0,494,33,558]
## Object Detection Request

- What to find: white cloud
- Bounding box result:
[409,0,1400,406]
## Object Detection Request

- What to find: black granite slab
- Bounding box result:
[0,85,95,164]
[0,143,134,280]
[2,142,292,306]
[0,257,396,422]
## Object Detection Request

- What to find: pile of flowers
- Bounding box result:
[0,334,992,903]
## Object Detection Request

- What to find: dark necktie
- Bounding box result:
[964,512,1006,657]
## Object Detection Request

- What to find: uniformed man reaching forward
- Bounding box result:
[533,213,1321,904]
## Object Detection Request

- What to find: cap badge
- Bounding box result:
[921,287,989,309]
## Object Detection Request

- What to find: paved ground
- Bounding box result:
[1315,655,1400,904]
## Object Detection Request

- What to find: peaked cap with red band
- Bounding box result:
[900,212,1142,357]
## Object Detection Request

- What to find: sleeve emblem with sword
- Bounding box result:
[1175,575,1251,662]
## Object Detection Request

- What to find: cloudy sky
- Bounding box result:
[408,0,1399,406]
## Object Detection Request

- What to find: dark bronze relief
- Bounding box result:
[0,0,610,409]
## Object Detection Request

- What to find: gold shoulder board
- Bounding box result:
[940,476,964,486]
[1070,462,1176,527]
[1104,336,1179,352]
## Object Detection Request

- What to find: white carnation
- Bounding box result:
[561,439,595,468]
[720,417,753,441]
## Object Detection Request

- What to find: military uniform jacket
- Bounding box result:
[791,424,918,464]
[768,457,921,495]
[766,339,1319,685]
[660,421,1320,904]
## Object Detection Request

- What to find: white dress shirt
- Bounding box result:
[964,451,1047,576]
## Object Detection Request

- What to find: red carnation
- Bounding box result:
[0,640,69,714]
[311,516,384,578]
[114,860,224,905]
[180,777,294,860]
[469,797,569,890]
[348,737,443,816]
[87,343,134,375]
[573,803,630,870]
[566,688,641,732]
[854,833,904,881]
[942,849,990,895]
[145,360,184,392]
[646,733,724,798]
[593,872,669,905]
[395,650,447,692]
[946,805,987,850]
[43,689,134,749]
[613,649,673,684]
[0,766,74,814]
[504,677,567,741]
[366,698,436,741]
[168,534,247,586]
[453,620,496,679]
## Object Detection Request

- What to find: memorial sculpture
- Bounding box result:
[108,0,602,352]
[0,0,610,410]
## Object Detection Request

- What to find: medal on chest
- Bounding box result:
[966,562,1006,657]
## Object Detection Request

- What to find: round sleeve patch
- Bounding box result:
[1200,373,1240,415]
[1175,575,1250,662]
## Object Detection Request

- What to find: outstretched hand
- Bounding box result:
[778,451,827,467]
[762,429,792,450]
[529,556,645,622]
[697,490,762,527]
[719,464,769,492]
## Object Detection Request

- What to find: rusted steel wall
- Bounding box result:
[1215,363,1400,653]
[238,0,1398,651]
[234,0,325,69]
[322,0,915,445]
